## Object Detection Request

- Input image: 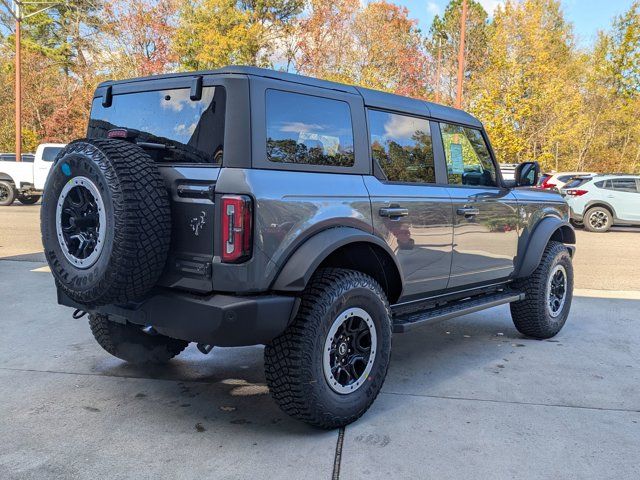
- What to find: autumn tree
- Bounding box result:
[174,0,304,69]
[100,0,179,78]
[0,1,103,151]
[296,0,360,83]
[577,1,640,173]
[296,1,429,98]
[469,0,581,169]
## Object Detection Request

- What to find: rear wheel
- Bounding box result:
[89,314,188,364]
[0,180,16,206]
[17,194,41,205]
[264,268,392,429]
[510,241,573,339]
[584,206,612,232]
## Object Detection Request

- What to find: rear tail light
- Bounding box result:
[565,189,588,196]
[221,195,252,263]
[541,181,556,189]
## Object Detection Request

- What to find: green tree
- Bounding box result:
[427,0,490,105]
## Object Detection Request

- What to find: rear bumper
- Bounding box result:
[57,288,298,347]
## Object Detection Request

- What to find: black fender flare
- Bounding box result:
[271,227,403,294]
[514,217,576,279]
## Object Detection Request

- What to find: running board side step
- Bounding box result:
[393,291,525,333]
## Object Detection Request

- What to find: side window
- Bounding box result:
[265,90,354,167]
[439,123,497,187]
[368,109,435,183]
[611,178,638,193]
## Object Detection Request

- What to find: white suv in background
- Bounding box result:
[563,174,640,232]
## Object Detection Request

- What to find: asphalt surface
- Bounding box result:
[1,203,639,479]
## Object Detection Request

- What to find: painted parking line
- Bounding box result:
[30,265,50,273]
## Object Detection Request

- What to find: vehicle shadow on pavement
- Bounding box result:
[0,252,46,261]
[91,345,320,435]
[91,310,529,431]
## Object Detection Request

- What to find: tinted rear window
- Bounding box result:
[266,90,354,167]
[88,86,225,164]
[42,147,63,162]
[558,175,575,182]
[563,177,591,189]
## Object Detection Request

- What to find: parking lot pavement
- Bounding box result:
[0,204,45,262]
[1,259,639,479]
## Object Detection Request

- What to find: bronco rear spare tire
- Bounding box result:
[41,139,171,306]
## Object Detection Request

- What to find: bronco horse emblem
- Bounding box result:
[190,211,206,236]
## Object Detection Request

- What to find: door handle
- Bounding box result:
[379,207,409,218]
[457,206,480,216]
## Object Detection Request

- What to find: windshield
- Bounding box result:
[88,86,225,164]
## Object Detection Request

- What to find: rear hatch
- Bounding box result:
[87,78,226,292]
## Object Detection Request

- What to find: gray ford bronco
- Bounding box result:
[41,66,575,428]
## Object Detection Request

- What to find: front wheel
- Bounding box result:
[89,314,188,364]
[264,268,392,429]
[510,241,573,339]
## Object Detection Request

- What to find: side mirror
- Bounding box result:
[515,161,540,187]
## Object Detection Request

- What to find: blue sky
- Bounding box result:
[392,0,633,46]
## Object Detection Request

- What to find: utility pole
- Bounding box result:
[14,1,21,162]
[1,1,63,161]
[455,0,468,109]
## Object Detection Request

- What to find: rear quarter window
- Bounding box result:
[265,90,355,167]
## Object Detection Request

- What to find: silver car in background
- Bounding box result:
[563,174,640,232]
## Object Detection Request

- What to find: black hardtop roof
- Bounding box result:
[98,66,482,128]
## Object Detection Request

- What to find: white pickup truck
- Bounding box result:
[0,143,65,206]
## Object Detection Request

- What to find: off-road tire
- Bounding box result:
[510,241,573,339]
[89,314,188,364]
[0,180,16,206]
[264,268,392,429]
[17,194,41,205]
[583,206,613,232]
[41,139,171,306]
